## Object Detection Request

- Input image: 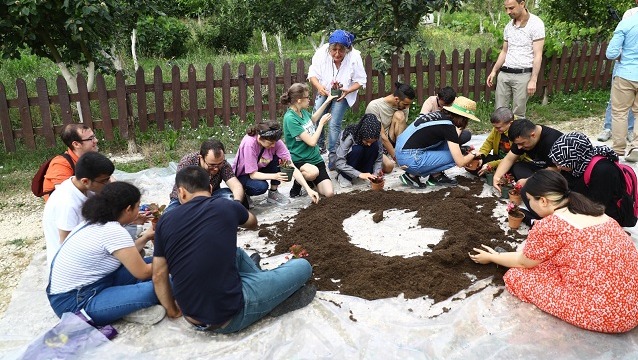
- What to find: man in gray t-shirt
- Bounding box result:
[365,83,415,173]
[486,0,545,118]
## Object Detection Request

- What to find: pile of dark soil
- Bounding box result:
[258,177,524,302]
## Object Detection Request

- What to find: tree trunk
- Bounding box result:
[131,28,139,71]
[479,17,484,34]
[436,11,441,26]
[126,93,138,154]
[56,62,95,123]
[275,32,284,66]
[308,36,317,51]
[261,31,269,52]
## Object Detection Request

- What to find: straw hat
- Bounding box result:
[443,96,480,122]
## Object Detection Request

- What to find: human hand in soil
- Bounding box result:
[307,189,320,204]
[358,173,376,181]
[469,244,498,264]
[273,172,289,182]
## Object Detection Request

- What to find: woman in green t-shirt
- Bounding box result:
[281,83,337,198]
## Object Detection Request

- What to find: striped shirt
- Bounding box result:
[49,221,134,294]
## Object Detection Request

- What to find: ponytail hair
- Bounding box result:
[246,120,283,141]
[82,182,141,224]
[280,83,309,106]
[522,169,605,216]
[393,82,415,101]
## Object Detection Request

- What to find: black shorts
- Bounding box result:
[293,160,331,184]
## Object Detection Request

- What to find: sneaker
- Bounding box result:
[250,252,262,270]
[337,174,352,188]
[426,172,458,186]
[290,181,302,198]
[267,190,290,205]
[597,129,612,142]
[123,305,166,325]
[626,148,638,163]
[628,131,635,143]
[319,147,328,155]
[269,284,317,317]
[400,173,427,188]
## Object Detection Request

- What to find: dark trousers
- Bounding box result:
[339,144,377,181]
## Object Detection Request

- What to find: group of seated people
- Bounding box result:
[41,80,638,334]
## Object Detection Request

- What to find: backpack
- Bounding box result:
[31,153,75,197]
[583,155,638,227]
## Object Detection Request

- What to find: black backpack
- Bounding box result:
[31,153,75,197]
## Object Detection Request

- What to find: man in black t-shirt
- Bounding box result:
[153,166,313,333]
[493,118,563,223]
[492,118,563,191]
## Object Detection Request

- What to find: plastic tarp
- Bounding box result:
[2,135,638,359]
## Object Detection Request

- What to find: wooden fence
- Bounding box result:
[0,41,615,152]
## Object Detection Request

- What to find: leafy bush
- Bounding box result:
[137,16,191,58]
[193,1,252,53]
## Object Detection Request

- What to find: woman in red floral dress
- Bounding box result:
[470,169,638,333]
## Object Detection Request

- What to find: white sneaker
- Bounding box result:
[337,174,352,188]
[626,148,638,163]
[597,129,611,141]
[267,190,290,205]
[123,305,166,325]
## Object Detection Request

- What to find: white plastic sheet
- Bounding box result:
[2,135,638,359]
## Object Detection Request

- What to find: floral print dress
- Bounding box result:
[504,214,638,333]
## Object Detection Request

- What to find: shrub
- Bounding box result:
[137,16,191,58]
[196,1,253,53]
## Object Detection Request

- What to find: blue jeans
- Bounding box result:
[164,188,233,214]
[213,248,312,334]
[237,156,281,196]
[396,142,456,178]
[339,144,377,181]
[315,95,350,165]
[47,257,158,326]
[604,100,635,131]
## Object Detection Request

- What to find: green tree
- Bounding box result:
[0,0,116,94]
[321,0,461,65]
[543,0,632,35]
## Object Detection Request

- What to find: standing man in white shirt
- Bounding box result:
[486,0,545,118]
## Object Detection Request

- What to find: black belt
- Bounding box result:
[500,66,533,74]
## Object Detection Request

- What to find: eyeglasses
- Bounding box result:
[80,135,97,142]
[202,158,225,170]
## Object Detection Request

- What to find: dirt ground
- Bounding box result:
[0,116,602,316]
[262,177,524,302]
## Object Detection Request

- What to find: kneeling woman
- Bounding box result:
[330,113,386,188]
[233,120,320,205]
[47,182,163,326]
[395,96,480,188]
[470,170,638,333]
[282,83,337,198]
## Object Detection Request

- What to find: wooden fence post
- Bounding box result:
[36,78,56,147]
[0,82,16,152]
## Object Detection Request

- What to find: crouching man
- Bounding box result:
[152,165,314,332]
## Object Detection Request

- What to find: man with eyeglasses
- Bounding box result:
[43,124,99,201]
[43,152,115,267]
[164,138,244,213]
[365,82,416,173]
